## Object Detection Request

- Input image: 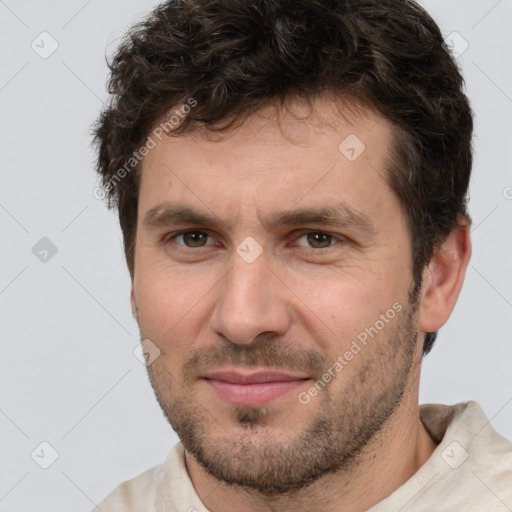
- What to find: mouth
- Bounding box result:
[201,368,311,407]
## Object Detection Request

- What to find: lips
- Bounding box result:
[202,369,310,407]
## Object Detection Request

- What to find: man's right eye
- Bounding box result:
[165,231,214,248]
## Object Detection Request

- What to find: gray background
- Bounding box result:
[0,0,511,510]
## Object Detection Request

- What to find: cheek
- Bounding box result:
[134,263,214,345]
[289,268,403,355]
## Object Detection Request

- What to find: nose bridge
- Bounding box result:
[210,249,290,344]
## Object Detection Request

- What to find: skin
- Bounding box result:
[130,94,472,512]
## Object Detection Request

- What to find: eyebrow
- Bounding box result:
[143,202,376,235]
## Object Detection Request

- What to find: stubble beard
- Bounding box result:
[144,283,421,497]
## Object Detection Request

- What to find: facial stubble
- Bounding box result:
[144,284,421,496]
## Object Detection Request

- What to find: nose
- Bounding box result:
[209,252,292,346]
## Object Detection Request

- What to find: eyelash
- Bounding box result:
[162,230,346,251]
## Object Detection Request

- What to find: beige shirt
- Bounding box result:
[94,401,512,511]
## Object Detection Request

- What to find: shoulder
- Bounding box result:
[93,461,166,511]
[423,401,512,510]
[92,443,188,512]
[371,401,512,512]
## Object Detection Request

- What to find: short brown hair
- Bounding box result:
[92,0,473,355]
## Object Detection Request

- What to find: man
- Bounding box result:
[91,0,512,510]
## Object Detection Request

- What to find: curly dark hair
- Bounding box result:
[92,0,473,356]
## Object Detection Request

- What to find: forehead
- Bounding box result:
[137,95,398,227]
[148,94,392,163]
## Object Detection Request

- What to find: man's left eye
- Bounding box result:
[294,232,342,249]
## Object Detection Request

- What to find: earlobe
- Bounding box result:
[417,216,472,334]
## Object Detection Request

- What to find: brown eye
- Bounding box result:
[305,232,334,249]
[179,231,210,247]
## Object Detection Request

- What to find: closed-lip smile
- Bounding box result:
[202,368,311,406]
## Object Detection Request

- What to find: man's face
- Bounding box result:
[132,96,422,493]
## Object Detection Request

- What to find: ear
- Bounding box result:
[130,285,137,320]
[417,215,472,334]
